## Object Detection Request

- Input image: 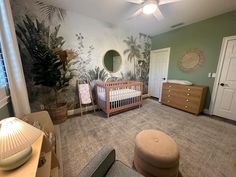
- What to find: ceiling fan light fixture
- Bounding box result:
[143,3,157,15]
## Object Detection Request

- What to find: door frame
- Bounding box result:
[209,35,236,115]
[149,47,171,100]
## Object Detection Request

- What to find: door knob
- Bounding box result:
[162,78,166,80]
[220,83,225,86]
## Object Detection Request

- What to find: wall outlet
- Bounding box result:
[208,73,212,77]
[212,73,216,78]
[40,104,45,110]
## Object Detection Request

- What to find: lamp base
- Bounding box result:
[0,146,32,171]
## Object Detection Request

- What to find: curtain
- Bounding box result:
[0,0,31,116]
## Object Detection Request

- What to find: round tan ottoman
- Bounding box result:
[134,130,179,177]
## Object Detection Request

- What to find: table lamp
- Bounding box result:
[0,117,42,171]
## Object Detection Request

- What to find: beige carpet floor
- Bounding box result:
[59,99,236,177]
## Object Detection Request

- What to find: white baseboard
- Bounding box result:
[67,105,98,116]
[203,108,209,115]
[143,94,150,98]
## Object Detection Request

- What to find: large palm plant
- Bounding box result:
[123,36,141,75]
[16,15,66,103]
[31,44,71,105]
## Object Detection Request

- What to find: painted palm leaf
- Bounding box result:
[35,1,66,22]
[123,36,141,75]
[86,67,109,82]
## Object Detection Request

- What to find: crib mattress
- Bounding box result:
[98,89,141,102]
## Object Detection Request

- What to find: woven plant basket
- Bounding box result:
[46,103,67,124]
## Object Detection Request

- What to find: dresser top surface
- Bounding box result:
[163,82,208,89]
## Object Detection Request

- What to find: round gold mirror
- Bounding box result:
[103,50,122,73]
[178,49,204,72]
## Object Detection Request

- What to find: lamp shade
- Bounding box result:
[0,117,42,160]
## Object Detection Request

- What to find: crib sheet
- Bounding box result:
[98,88,141,102]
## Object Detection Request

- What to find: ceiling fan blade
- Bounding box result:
[126,0,145,4]
[127,8,143,20]
[159,0,181,6]
[153,7,164,20]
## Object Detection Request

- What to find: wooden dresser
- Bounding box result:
[161,83,208,115]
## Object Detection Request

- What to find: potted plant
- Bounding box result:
[32,44,72,124]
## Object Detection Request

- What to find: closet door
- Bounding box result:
[148,48,170,100]
[213,38,236,121]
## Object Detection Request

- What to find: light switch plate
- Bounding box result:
[208,73,212,77]
[212,73,216,78]
[40,104,45,110]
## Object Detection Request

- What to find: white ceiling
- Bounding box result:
[41,0,236,36]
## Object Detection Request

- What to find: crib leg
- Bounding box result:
[92,99,96,113]
[80,106,83,117]
[107,113,110,118]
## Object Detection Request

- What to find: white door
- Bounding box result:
[213,39,236,121]
[148,48,170,100]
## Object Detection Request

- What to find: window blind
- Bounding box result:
[0,44,8,87]
[0,42,9,108]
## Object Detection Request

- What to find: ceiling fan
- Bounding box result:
[126,0,181,20]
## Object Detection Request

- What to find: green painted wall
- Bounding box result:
[152,10,236,109]
[0,103,14,120]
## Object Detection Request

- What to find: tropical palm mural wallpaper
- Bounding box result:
[10,0,151,112]
[123,36,142,76]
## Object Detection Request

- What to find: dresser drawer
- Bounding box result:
[165,88,202,98]
[162,83,174,89]
[161,97,178,109]
[181,104,199,114]
[162,93,201,105]
[162,97,199,114]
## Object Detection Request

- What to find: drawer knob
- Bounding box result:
[187,93,190,96]
[168,90,171,92]
[169,86,172,88]
[168,95,171,97]
[185,106,188,108]
[167,100,170,103]
[188,88,191,91]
